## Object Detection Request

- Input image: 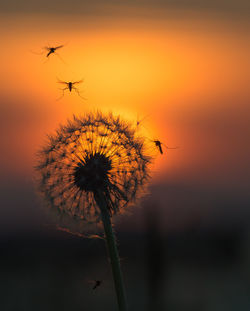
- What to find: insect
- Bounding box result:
[45,45,64,58]
[153,140,164,154]
[135,114,149,131]
[92,280,103,290]
[150,139,179,155]
[31,44,65,63]
[87,280,103,290]
[56,79,86,100]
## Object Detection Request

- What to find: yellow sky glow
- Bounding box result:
[0,15,249,181]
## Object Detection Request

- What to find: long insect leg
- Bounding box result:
[162,143,179,150]
[56,88,67,101]
[73,87,87,101]
[30,49,44,55]
[54,52,67,65]
[43,56,50,64]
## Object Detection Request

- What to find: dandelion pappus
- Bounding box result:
[36,111,151,222]
[36,112,152,311]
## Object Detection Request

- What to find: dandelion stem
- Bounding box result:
[94,191,128,311]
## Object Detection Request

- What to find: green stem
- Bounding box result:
[94,192,128,311]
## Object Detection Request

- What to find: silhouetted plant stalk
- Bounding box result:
[94,190,128,311]
[36,111,152,311]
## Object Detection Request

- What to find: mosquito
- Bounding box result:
[56,78,86,100]
[45,45,64,58]
[149,139,179,155]
[92,280,103,290]
[135,114,149,130]
[87,280,103,290]
[31,44,65,63]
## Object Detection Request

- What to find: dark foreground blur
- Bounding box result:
[1,223,250,311]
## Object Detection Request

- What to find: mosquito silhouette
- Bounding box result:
[149,139,179,155]
[31,44,66,63]
[93,280,103,290]
[56,78,86,100]
[135,114,149,130]
[45,45,64,58]
[87,280,103,290]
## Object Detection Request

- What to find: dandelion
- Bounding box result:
[36,111,152,311]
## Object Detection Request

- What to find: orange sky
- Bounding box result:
[0,11,249,188]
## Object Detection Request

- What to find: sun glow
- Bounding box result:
[1,15,249,179]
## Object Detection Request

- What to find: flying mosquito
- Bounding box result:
[150,139,179,155]
[135,114,149,130]
[56,78,86,100]
[45,45,64,58]
[92,280,103,290]
[31,44,65,63]
[87,280,103,290]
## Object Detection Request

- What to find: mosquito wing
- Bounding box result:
[54,45,64,50]
[57,78,68,85]
[72,79,84,85]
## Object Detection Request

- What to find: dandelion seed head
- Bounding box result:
[36,111,152,225]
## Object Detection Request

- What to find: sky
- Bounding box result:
[0,0,249,233]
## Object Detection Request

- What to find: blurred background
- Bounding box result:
[0,0,250,310]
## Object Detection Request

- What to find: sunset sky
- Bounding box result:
[0,0,250,232]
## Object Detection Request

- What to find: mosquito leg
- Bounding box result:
[74,87,87,100]
[30,50,44,55]
[164,144,179,149]
[43,56,50,64]
[56,88,67,101]
[55,52,67,65]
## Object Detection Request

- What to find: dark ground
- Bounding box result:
[1,224,250,311]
